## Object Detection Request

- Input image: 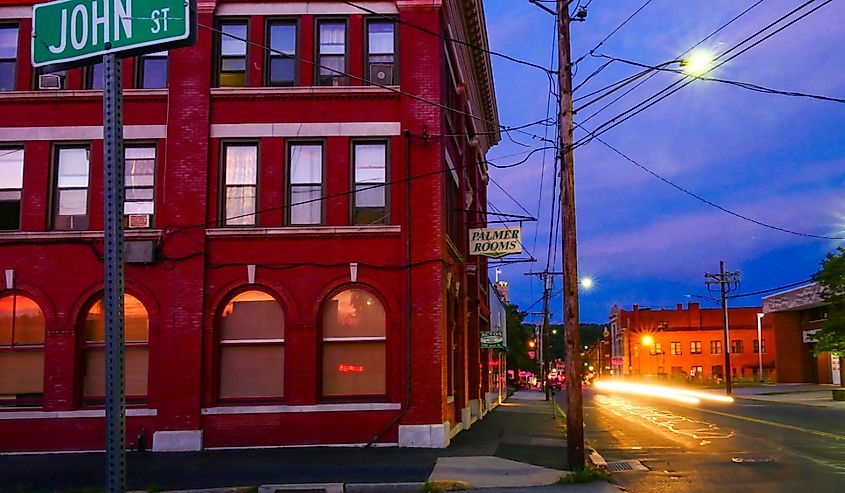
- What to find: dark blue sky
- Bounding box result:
[483,0,845,324]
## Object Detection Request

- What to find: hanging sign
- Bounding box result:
[481,331,505,349]
[469,226,522,258]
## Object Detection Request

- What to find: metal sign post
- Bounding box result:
[103,51,126,493]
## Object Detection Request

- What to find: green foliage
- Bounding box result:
[548,323,607,360]
[559,465,611,484]
[505,304,537,374]
[812,247,845,358]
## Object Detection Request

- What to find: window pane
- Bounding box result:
[221,24,247,55]
[319,23,345,54]
[84,348,147,397]
[85,295,148,343]
[58,189,88,216]
[290,186,320,224]
[88,63,103,89]
[354,207,386,225]
[270,57,295,84]
[225,146,257,185]
[0,60,14,91]
[0,295,11,345]
[322,342,385,396]
[220,345,284,398]
[0,351,44,396]
[124,202,154,215]
[368,22,394,54]
[225,186,256,225]
[57,148,89,188]
[12,296,45,345]
[221,291,284,340]
[270,23,296,54]
[290,145,321,183]
[0,148,23,189]
[319,55,344,78]
[141,54,167,89]
[221,57,246,72]
[0,26,17,58]
[355,144,386,183]
[323,289,385,338]
[355,184,385,207]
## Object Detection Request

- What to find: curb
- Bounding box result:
[345,483,427,493]
[586,447,608,469]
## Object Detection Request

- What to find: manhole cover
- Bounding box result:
[732,456,774,464]
[606,460,649,472]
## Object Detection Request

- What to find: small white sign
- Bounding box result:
[803,329,820,343]
[469,226,522,258]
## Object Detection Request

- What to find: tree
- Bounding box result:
[505,304,537,377]
[812,247,845,387]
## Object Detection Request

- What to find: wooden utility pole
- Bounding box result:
[557,1,584,470]
[526,271,560,401]
[706,261,741,395]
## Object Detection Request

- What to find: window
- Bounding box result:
[53,146,90,230]
[712,365,723,378]
[670,341,681,355]
[0,293,45,405]
[0,148,23,230]
[691,366,703,378]
[690,340,702,355]
[288,143,322,225]
[84,63,104,89]
[710,340,722,354]
[652,342,662,355]
[321,288,386,397]
[731,340,744,354]
[670,366,684,376]
[657,321,669,329]
[82,294,149,403]
[222,144,258,226]
[267,21,297,86]
[137,52,167,88]
[0,24,18,91]
[366,20,396,85]
[219,291,284,400]
[445,154,460,242]
[753,339,766,354]
[217,21,248,87]
[125,147,156,227]
[317,20,347,86]
[352,142,387,224]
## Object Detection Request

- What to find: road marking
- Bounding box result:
[698,408,845,442]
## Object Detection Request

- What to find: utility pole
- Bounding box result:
[557,1,584,470]
[526,271,560,401]
[705,261,740,395]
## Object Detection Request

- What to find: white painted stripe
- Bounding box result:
[206,225,401,236]
[209,122,401,138]
[0,408,158,420]
[0,6,31,19]
[207,443,399,450]
[216,2,398,16]
[323,337,386,342]
[202,402,401,415]
[0,125,166,141]
[220,339,285,345]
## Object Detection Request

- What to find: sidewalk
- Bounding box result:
[726,383,845,408]
[0,391,619,493]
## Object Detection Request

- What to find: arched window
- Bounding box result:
[321,288,386,397]
[83,294,149,403]
[219,290,285,400]
[0,293,46,405]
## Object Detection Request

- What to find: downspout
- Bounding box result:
[367,129,414,446]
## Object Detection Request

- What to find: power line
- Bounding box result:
[574,0,832,148]
[571,0,655,67]
[728,279,814,299]
[342,1,556,75]
[596,54,845,104]
[582,128,845,241]
[573,0,767,127]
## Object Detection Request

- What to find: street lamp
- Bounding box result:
[641,335,654,376]
[680,49,714,77]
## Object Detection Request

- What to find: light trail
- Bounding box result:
[593,380,735,405]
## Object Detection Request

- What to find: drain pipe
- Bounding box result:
[367,129,414,446]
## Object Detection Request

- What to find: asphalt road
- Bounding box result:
[584,388,845,493]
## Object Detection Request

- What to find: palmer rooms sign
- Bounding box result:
[469,226,522,258]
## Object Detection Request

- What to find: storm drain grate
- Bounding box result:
[606,460,649,473]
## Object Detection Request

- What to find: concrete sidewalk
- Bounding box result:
[727,383,845,408]
[0,391,620,493]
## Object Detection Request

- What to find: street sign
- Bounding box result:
[469,226,522,258]
[481,331,505,349]
[32,0,193,67]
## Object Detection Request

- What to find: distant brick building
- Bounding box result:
[609,303,776,382]
[0,0,499,452]
[763,283,840,384]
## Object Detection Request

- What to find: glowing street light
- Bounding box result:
[580,276,594,290]
[681,50,714,77]
[641,335,654,346]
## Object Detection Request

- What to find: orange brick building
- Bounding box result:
[609,302,776,381]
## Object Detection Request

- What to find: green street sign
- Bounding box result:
[32,0,194,67]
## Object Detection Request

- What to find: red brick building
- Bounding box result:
[0,0,500,452]
[609,303,776,382]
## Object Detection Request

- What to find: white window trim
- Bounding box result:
[323,337,385,343]
[220,338,285,345]
[202,402,401,415]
